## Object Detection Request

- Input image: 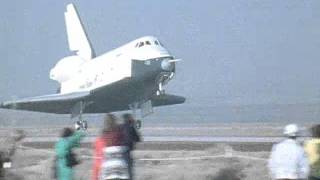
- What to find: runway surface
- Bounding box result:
[10,123,311,144]
[23,135,287,143]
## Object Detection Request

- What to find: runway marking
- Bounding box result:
[138,147,267,162]
[23,136,288,143]
[18,145,55,154]
[138,155,267,162]
[18,145,267,162]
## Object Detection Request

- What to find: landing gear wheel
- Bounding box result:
[76,120,88,130]
[81,120,88,130]
[135,120,142,129]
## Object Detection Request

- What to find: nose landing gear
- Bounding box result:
[156,82,165,96]
[156,72,174,96]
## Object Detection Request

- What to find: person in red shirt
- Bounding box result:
[92,135,106,180]
[91,114,124,180]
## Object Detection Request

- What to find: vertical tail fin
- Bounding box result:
[64,3,95,60]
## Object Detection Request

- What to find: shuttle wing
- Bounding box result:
[0,78,185,114]
[0,92,90,114]
[65,3,95,60]
[0,78,134,114]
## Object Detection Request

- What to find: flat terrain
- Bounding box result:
[6,142,271,180]
[0,123,312,180]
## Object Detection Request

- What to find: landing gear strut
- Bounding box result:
[72,101,88,130]
[156,72,175,96]
[76,113,88,130]
[129,102,142,129]
[156,82,165,95]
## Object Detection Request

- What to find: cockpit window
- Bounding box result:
[136,40,160,48]
[138,42,144,47]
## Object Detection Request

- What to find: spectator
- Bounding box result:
[121,113,141,180]
[92,114,124,180]
[268,124,309,180]
[55,125,85,180]
[305,124,320,180]
[0,130,25,179]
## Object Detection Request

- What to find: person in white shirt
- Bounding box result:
[268,124,309,180]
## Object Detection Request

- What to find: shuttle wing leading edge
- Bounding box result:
[0,91,90,114]
[0,77,134,114]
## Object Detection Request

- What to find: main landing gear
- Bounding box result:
[76,115,88,130]
[129,99,153,129]
[72,101,88,130]
[129,102,143,129]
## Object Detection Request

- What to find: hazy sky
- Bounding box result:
[1,0,320,107]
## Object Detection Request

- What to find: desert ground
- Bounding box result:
[0,123,313,180]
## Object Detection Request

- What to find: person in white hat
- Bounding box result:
[268,124,309,180]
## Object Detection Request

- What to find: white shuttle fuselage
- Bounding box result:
[50,36,172,94]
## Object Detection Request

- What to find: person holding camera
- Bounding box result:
[54,123,85,180]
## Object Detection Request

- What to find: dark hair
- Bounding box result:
[102,113,117,134]
[311,124,320,138]
[61,128,74,138]
[122,113,134,124]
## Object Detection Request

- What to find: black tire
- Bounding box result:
[75,120,88,130]
[81,121,88,130]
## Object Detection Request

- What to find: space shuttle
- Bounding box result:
[0,4,185,127]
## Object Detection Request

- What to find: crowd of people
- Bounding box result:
[0,116,320,180]
[26,121,320,180]
[269,124,320,180]
[52,120,320,180]
[54,113,140,180]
